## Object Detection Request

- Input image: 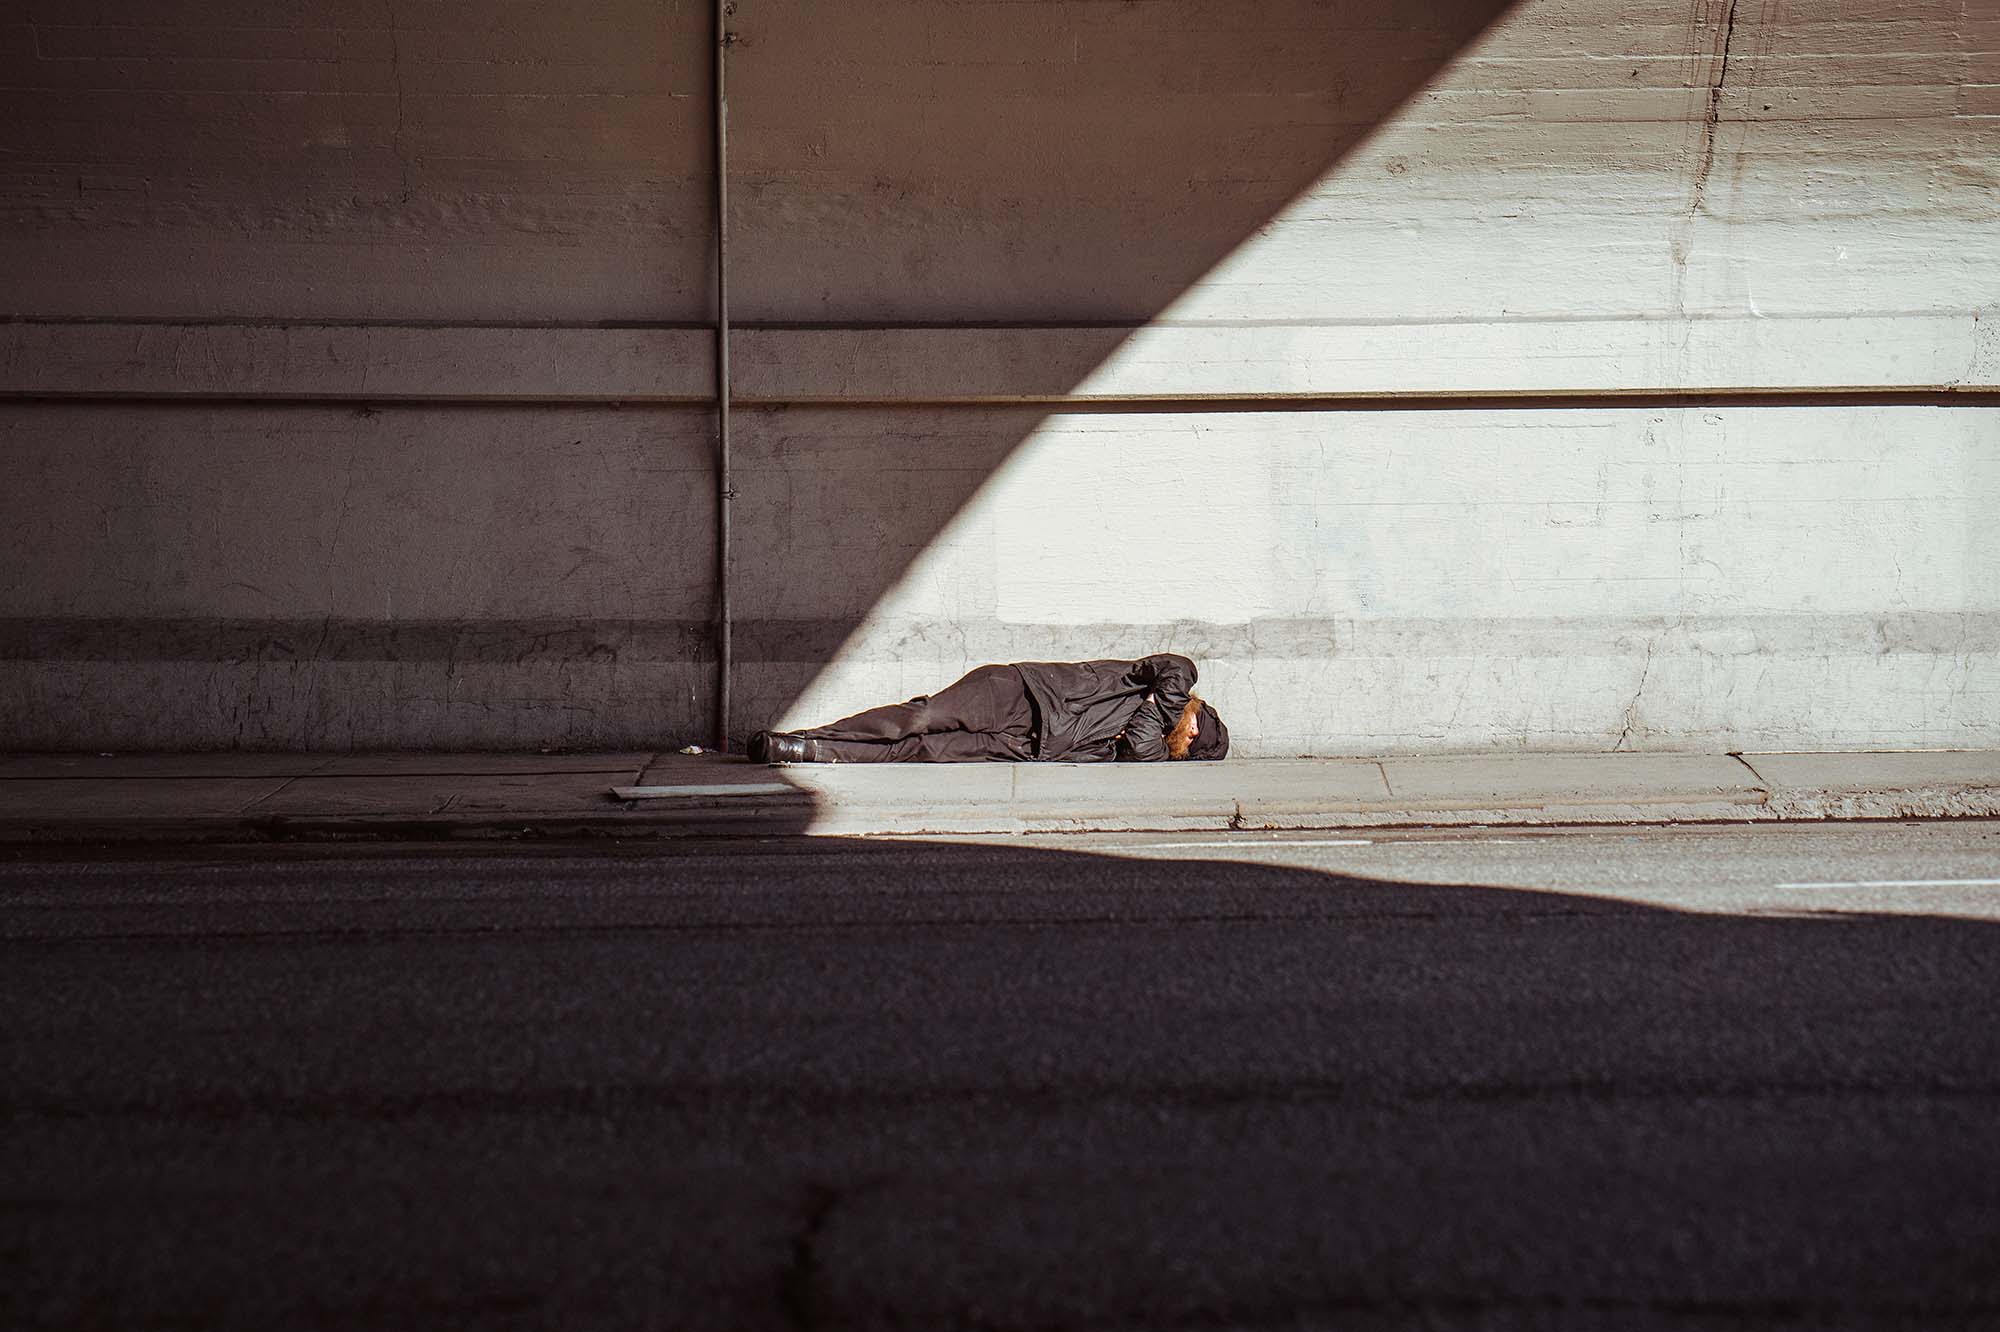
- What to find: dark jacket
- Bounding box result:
[1014,653,1197,763]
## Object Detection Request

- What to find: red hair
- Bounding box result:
[1166,695,1203,760]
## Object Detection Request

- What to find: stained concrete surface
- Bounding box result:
[3,749,1999,842]
[247,772,632,818]
[4,824,1999,1329]
[1740,750,2000,790]
[1378,752,1761,805]
[5,2,1996,756]
[0,752,656,780]
[0,775,293,818]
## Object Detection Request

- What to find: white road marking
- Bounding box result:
[1774,878,2000,889]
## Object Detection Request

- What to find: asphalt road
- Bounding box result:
[5,823,1999,1330]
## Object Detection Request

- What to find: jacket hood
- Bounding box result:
[1189,703,1228,760]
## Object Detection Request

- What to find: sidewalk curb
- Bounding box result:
[1759,787,2000,820]
[0,807,807,847]
[2,783,1996,845]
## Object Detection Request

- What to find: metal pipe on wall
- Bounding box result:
[712,0,734,751]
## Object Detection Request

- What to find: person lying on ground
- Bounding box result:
[745,653,1229,764]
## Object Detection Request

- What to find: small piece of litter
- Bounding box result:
[680,745,705,755]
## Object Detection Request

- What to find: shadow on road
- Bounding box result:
[3,839,1997,1329]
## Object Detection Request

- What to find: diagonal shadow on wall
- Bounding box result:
[0,0,1527,760]
[717,0,1522,746]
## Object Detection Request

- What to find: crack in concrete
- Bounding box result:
[1726,751,1771,792]
[235,774,301,814]
[1687,0,1741,222]
[1613,640,1657,752]
[384,0,415,205]
[1668,0,1743,325]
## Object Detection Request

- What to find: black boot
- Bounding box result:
[764,733,818,763]
[748,730,818,764]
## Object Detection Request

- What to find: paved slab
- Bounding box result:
[310,752,656,777]
[0,776,293,818]
[1744,750,2000,788]
[628,758,1394,835]
[0,753,326,779]
[252,772,630,818]
[1180,758,1392,825]
[0,752,656,780]
[1380,753,1765,807]
[637,752,831,789]
[1006,762,1238,832]
[785,762,1021,834]
[613,782,798,799]
[1741,750,2000,819]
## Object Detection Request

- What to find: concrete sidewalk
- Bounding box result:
[0,748,1997,844]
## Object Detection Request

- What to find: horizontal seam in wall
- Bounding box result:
[4,614,1996,664]
[1,389,1995,411]
[0,316,726,331]
[0,315,1974,331]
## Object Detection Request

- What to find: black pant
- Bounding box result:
[800,664,1036,762]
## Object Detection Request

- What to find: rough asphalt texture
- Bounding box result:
[4,824,1999,1330]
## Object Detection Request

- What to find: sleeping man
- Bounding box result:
[746,653,1227,764]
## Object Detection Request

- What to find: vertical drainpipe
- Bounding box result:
[712,0,733,751]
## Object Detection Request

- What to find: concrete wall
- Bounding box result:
[1,0,713,320]
[2,0,1996,753]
